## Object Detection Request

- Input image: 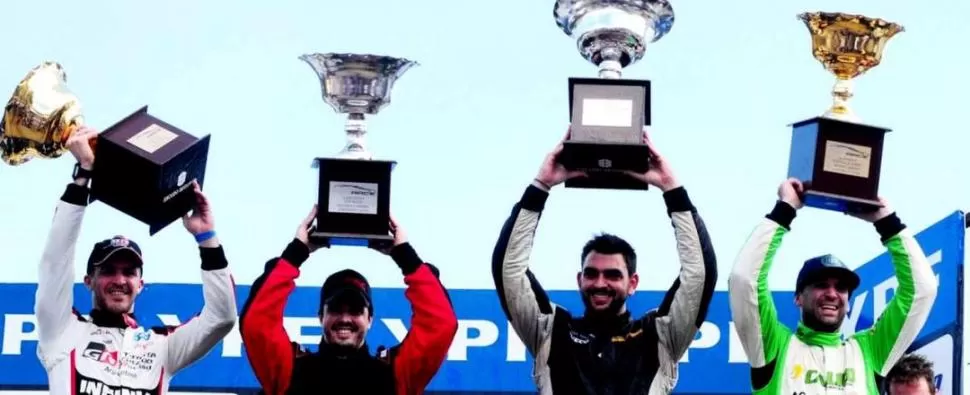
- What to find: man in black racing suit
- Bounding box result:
[492,129,718,394]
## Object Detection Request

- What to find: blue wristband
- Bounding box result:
[194,230,216,243]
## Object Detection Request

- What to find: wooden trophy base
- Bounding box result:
[561,77,652,191]
[311,157,396,250]
[787,116,890,214]
[90,106,211,235]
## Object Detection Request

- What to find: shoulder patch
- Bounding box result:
[376,345,395,364]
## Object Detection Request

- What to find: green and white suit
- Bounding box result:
[728,202,938,395]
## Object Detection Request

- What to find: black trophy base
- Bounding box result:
[90,106,211,235]
[787,116,890,214]
[312,157,396,250]
[559,141,651,190]
[562,77,652,191]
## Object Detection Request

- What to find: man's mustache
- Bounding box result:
[331,322,359,332]
[585,288,616,297]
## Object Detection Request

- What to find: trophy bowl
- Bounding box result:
[798,12,904,120]
[555,0,674,77]
[299,53,418,116]
[0,61,86,166]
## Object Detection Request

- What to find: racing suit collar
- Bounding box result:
[88,308,139,329]
[318,340,373,359]
[795,322,841,347]
[580,310,632,334]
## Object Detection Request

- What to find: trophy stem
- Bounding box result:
[337,113,372,160]
[597,48,623,79]
[824,78,860,123]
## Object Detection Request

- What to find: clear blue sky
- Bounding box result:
[0,0,967,295]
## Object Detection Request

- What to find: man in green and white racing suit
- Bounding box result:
[728,178,938,395]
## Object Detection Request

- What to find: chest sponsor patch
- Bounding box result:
[75,372,159,395]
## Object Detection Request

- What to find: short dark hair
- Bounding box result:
[885,354,936,394]
[581,233,637,275]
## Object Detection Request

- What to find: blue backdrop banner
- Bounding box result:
[0,211,963,393]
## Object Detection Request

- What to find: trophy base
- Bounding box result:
[309,231,395,250]
[787,116,890,214]
[312,157,396,249]
[90,106,211,236]
[802,190,883,214]
[559,141,650,190]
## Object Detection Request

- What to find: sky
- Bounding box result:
[0,0,967,297]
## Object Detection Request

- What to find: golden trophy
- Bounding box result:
[786,12,904,214]
[0,61,87,166]
[1,61,213,235]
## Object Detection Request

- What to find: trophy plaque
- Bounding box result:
[300,53,417,250]
[554,0,674,190]
[0,62,210,234]
[788,12,903,213]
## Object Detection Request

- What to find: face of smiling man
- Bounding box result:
[577,251,639,317]
[796,277,851,332]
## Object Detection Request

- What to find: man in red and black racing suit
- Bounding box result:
[240,206,459,395]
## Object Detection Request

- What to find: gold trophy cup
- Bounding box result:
[786,12,904,214]
[0,61,90,166]
[798,12,904,122]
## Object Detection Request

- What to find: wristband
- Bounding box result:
[72,163,93,180]
[194,230,216,243]
[533,178,552,190]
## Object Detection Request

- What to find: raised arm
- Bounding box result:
[239,239,307,395]
[491,182,559,360]
[854,212,938,376]
[162,241,237,373]
[386,243,459,395]
[35,129,98,363]
[651,186,718,362]
[158,182,236,373]
[728,200,796,388]
[35,182,89,361]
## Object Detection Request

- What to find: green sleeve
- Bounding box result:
[854,229,938,375]
[729,218,793,368]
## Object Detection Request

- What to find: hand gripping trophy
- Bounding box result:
[553,0,674,190]
[299,53,417,250]
[786,12,904,213]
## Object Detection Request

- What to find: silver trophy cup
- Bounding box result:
[555,0,674,79]
[299,52,417,250]
[300,53,418,160]
[553,0,674,191]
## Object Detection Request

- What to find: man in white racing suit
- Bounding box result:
[35,126,237,395]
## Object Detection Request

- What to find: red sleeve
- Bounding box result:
[392,263,459,395]
[239,257,300,395]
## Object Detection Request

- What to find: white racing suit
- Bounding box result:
[35,183,237,395]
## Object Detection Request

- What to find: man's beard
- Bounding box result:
[801,308,844,333]
[95,285,133,314]
[581,288,627,317]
